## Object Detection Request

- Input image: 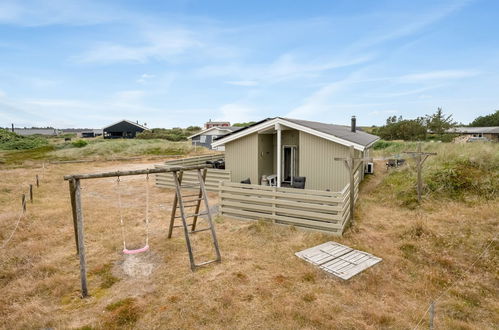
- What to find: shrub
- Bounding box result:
[427,158,498,199]
[71,140,88,148]
[0,129,49,150]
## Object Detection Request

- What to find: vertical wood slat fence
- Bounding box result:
[219,170,360,235]
[155,153,229,192]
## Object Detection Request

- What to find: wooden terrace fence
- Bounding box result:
[219,170,360,235]
[155,153,229,192]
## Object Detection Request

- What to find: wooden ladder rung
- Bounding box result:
[175,211,208,219]
[195,259,219,267]
[191,227,211,233]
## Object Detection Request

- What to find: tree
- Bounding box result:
[425,107,456,134]
[469,110,499,127]
[233,121,256,127]
[375,116,427,141]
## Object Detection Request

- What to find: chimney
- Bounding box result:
[351,116,356,132]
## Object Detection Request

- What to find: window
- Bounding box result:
[200,135,207,143]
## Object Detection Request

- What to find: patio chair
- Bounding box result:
[240,178,251,184]
[292,176,306,189]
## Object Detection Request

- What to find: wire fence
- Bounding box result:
[0,162,46,249]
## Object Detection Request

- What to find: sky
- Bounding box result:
[0,0,498,129]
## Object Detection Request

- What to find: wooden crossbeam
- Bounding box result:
[402,142,437,203]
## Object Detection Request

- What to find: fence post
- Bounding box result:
[22,194,26,212]
[36,175,39,187]
[29,184,33,203]
[429,301,435,330]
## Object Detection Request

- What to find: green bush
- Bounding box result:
[373,140,402,150]
[0,129,49,150]
[427,158,498,199]
[71,140,88,148]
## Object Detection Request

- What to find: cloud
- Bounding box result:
[218,103,258,123]
[74,28,202,64]
[199,53,373,85]
[0,0,123,27]
[399,70,479,82]
[225,80,258,87]
[137,73,155,84]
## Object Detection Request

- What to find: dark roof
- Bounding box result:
[446,126,499,134]
[214,117,379,147]
[281,117,379,147]
[103,120,149,131]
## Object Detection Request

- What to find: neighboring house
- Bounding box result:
[204,120,230,129]
[446,126,499,142]
[212,117,379,191]
[61,128,103,138]
[103,120,149,139]
[13,128,60,136]
[189,126,241,150]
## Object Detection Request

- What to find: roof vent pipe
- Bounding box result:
[351,116,356,132]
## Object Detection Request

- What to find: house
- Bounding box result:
[103,120,149,139]
[204,119,230,129]
[189,126,241,150]
[13,128,60,136]
[61,128,103,138]
[446,126,499,142]
[212,116,379,191]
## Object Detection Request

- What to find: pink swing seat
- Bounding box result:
[123,244,149,255]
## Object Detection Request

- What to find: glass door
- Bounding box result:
[282,146,297,183]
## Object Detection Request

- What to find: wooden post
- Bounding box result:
[29,184,33,203]
[69,180,79,254]
[36,175,39,187]
[168,171,183,238]
[403,143,436,204]
[334,146,372,226]
[22,194,26,212]
[429,301,435,330]
[73,179,88,297]
[348,146,355,223]
[191,169,207,231]
[417,143,422,203]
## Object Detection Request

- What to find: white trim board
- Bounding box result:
[295,241,382,280]
[211,118,367,151]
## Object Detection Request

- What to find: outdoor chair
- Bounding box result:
[292,176,306,189]
[240,178,251,184]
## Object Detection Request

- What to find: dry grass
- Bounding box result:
[0,155,497,329]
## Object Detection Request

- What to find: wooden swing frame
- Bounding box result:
[64,164,212,298]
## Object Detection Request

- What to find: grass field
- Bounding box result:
[0,142,497,329]
[0,138,201,166]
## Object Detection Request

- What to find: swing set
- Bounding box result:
[64,164,221,298]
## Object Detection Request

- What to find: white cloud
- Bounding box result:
[0,0,122,27]
[225,80,258,87]
[218,103,258,123]
[73,27,205,64]
[199,53,373,85]
[400,70,479,82]
[137,73,155,84]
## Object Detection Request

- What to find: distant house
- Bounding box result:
[446,126,499,142]
[61,128,103,138]
[204,120,230,129]
[13,128,60,136]
[103,120,149,139]
[189,126,241,150]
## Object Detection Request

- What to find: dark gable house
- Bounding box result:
[103,120,149,139]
